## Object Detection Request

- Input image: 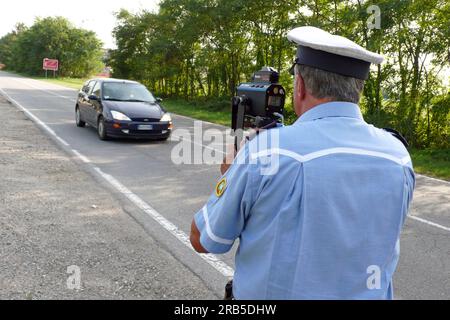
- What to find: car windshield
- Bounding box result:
[102,82,156,103]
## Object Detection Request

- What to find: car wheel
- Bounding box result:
[75,106,86,127]
[97,116,109,140]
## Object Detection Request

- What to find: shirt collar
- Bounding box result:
[294,101,364,125]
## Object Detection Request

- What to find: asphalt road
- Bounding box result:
[0,71,449,299]
[0,94,216,299]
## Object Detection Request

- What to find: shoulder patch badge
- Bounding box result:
[215,177,227,198]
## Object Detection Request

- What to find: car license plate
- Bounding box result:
[138,124,153,130]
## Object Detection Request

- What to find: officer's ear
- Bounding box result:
[295,72,306,101]
[294,71,306,116]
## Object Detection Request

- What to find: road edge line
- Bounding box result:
[408,215,450,232]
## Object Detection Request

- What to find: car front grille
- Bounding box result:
[129,130,165,135]
[130,123,169,131]
[131,117,160,122]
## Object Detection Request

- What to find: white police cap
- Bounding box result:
[287,26,384,80]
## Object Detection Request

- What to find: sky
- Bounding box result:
[0,0,160,48]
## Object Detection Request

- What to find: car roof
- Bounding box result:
[88,78,140,84]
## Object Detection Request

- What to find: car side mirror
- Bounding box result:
[88,95,99,101]
[156,98,163,102]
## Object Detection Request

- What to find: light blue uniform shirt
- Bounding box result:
[194,102,415,300]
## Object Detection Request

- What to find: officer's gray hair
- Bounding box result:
[294,64,365,104]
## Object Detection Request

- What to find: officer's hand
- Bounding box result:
[220,128,259,175]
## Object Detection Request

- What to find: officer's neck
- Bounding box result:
[296,96,334,117]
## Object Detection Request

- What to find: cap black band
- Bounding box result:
[292,45,371,80]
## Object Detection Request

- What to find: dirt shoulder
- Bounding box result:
[0,95,216,300]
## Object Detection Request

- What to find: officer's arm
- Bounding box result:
[190,143,256,255]
[190,219,209,253]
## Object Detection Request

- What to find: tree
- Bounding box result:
[0,17,104,77]
[108,0,449,148]
[0,23,27,68]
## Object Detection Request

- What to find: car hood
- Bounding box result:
[104,101,164,120]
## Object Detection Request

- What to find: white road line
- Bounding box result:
[2,76,449,236]
[25,77,79,92]
[0,85,235,279]
[10,77,77,102]
[94,167,234,277]
[408,215,450,232]
[416,174,450,186]
[71,149,91,164]
[56,136,70,147]
[0,88,70,147]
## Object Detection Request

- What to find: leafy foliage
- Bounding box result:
[0,17,104,78]
[108,0,449,148]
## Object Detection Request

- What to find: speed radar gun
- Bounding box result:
[231,67,286,152]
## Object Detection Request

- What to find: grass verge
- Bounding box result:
[33,77,87,90]
[2,70,87,90]
[410,148,450,181]
[163,98,231,127]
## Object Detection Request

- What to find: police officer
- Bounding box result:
[190,26,415,300]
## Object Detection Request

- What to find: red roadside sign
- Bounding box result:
[43,58,59,71]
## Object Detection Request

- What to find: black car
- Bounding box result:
[75,78,172,140]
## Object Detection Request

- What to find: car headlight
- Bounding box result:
[160,113,172,122]
[111,110,131,121]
